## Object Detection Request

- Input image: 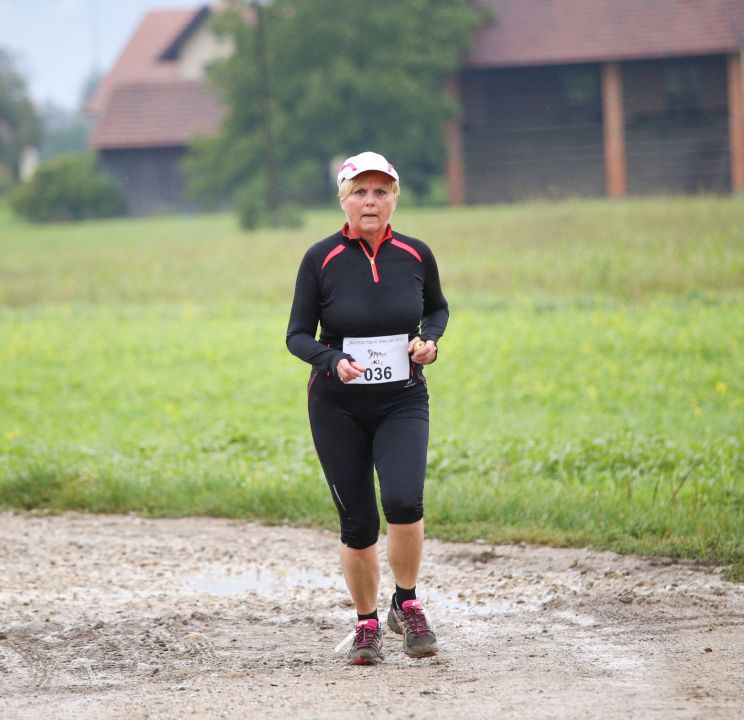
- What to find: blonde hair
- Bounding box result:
[338,173,400,202]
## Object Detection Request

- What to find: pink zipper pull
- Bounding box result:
[367,255,379,283]
[360,242,380,283]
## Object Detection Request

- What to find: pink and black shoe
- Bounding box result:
[347,618,384,665]
[387,598,438,658]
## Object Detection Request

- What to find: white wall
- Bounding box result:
[177,25,233,80]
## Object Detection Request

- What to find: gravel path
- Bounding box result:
[1,512,742,719]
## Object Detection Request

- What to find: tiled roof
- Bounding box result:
[90,80,226,149]
[467,0,744,68]
[86,8,201,115]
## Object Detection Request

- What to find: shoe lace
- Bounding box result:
[402,605,431,637]
[353,623,378,649]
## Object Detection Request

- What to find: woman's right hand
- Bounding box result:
[337,358,366,383]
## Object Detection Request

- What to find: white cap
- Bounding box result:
[336,151,399,187]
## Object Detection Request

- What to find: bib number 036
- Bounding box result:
[364,366,393,382]
[342,334,409,385]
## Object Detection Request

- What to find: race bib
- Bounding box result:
[342,334,409,385]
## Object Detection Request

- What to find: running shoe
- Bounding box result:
[387,596,438,658]
[347,618,384,666]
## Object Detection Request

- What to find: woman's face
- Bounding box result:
[340,171,398,239]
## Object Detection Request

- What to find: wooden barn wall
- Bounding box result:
[98,147,190,216]
[460,55,730,203]
[461,64,605,203]
[623,55,729,194]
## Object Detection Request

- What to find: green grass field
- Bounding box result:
[1,197,742,577]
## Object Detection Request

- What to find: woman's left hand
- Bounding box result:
[409,337,438,365]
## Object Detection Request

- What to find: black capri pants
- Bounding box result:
[308,371,429,550]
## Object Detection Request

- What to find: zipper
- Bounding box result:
[358,240,381,283]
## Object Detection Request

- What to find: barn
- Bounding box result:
[90,1,744,213]
[87,6,229,215]
[446,0,744,203]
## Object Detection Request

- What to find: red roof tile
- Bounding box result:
[467,0,744,68]
[90,80,226,149]
[86,8,201,115]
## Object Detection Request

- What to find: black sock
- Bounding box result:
[394,584,416,608]
[357,610,379,623]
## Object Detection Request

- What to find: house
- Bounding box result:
[92,1,744,212]
[87,5,231,214]
[446,0,744,203]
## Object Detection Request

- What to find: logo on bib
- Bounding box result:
[367,349,388,366]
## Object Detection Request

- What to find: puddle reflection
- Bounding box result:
[185,569,554,617]
[186,567,337,596]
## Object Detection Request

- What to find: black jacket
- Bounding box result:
[286,224,449,375]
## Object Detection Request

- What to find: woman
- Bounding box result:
[286,151,448,665]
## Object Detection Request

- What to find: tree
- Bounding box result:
[0,48,40,192]
[184,0,483,215]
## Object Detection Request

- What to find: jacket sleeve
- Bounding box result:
[285,247,352,374]
[419,244,449,343]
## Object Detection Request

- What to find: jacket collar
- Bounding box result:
[341,223,392,242]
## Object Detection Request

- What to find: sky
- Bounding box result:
[0,0,199,111]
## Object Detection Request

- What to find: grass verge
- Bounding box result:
[1,196,742,578]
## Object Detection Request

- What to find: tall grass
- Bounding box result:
[1,196,742,577]
[2,197,742,306]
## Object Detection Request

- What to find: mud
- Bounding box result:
[1,512,742,719]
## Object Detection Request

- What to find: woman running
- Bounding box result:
[286,151,448,665]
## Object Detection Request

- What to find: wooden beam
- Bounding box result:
[445,75,466,206]
[601,62,627,198]
[728,52,744,193]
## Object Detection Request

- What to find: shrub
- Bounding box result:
[10,153,125,222]
[234,180,267,230]
[268,203,304,229]
[234,179,304,231]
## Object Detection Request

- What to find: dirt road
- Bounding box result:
[1,512,742,719]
